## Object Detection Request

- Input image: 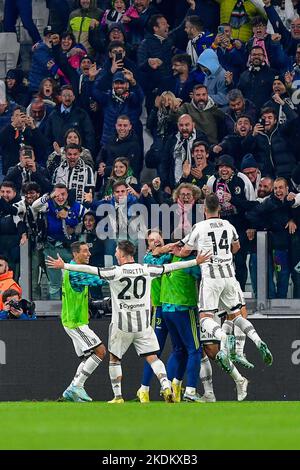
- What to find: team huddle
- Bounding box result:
[46,193,273,403]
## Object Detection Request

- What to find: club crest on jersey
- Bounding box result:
[235,187,241,195]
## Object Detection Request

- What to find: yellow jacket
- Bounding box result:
[215,0,265,42]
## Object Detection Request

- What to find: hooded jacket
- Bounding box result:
[197,49,229,107]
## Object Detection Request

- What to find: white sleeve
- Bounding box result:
[292,193,300,208]
[162,259,197,274]
[184,224,200,248]
[147,258,197,277]
[64,263,117,280]
[238,172,256,201]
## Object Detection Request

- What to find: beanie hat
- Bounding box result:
[216,154,235,170]
[240,153,258,171]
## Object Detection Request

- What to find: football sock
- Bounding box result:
[229,364,244,383]
[222,319,234,335]
[140,385,150,392]
[185,386,196,395]
[150,358,169,389]
[70,359,86,387]
[109,361,122,398]
[200,356,214,395]
[200,317,227,350]
[234,325,246,356]
[73,354,102,387]
[233,315,261,347]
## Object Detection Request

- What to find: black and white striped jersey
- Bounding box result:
[64,258,199,333]
[183,218,239,279]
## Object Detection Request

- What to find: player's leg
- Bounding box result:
[108,353,124,403]
[199,279,229,354]
[146,354,174,402]
[138,307,169,403]
[135,326,173,402]
[223,280,273,366]
[166,309,201,403]
[199,348,216,402]
[205,343,248,402]
[107,324,131,403]
[62,326,104,402]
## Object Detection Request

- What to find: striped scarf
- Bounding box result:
[230,0,249,29]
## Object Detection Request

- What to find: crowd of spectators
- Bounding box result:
[1,0,300,304]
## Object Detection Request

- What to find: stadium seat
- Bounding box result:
[0,32,20,79]
[16,0,49,45]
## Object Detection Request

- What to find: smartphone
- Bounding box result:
[24,150,33,158]
[259,117,266,128]
[218,25,225,34]
[115,52,123,62]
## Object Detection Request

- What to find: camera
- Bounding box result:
[7,298,36,318]
[89,297,112,319]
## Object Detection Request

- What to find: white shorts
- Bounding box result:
[199,277,242,313]
[219,278,245,311]
[64,324,102,357]
[108,323,160,360]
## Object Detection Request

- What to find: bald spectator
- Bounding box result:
[178,84,225,144]
[159,114,208,192]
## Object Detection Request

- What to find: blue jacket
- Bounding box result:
[197,48,229,107]
[0,310,37,320]
[91,83,143,145]
[46,199,86,243]
[29,41,58,92]
[264,4,299,58]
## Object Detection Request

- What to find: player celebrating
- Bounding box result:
[47,240,211,403]
[176,193,273,373]
[51,242,107,402]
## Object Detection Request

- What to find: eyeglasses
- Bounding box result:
[179,193,193,198]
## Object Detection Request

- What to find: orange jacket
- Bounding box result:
[0,271,22,310]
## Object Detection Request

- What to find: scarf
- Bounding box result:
[104,168,134,196]
[174,199,195,239]
[157,107,172,136]
[54,158,87,203]
[112,89,129,104]
[230,0,249,29]
[186,33,203,66]
[173,129,197,183]
[253,37,269,65]
[278,97,295,124]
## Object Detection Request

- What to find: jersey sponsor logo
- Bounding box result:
[120,302,146,310]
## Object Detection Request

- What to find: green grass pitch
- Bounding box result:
[1,401,300,450]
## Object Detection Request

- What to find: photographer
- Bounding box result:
[0,106,49,175]
[0,289,36,320]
